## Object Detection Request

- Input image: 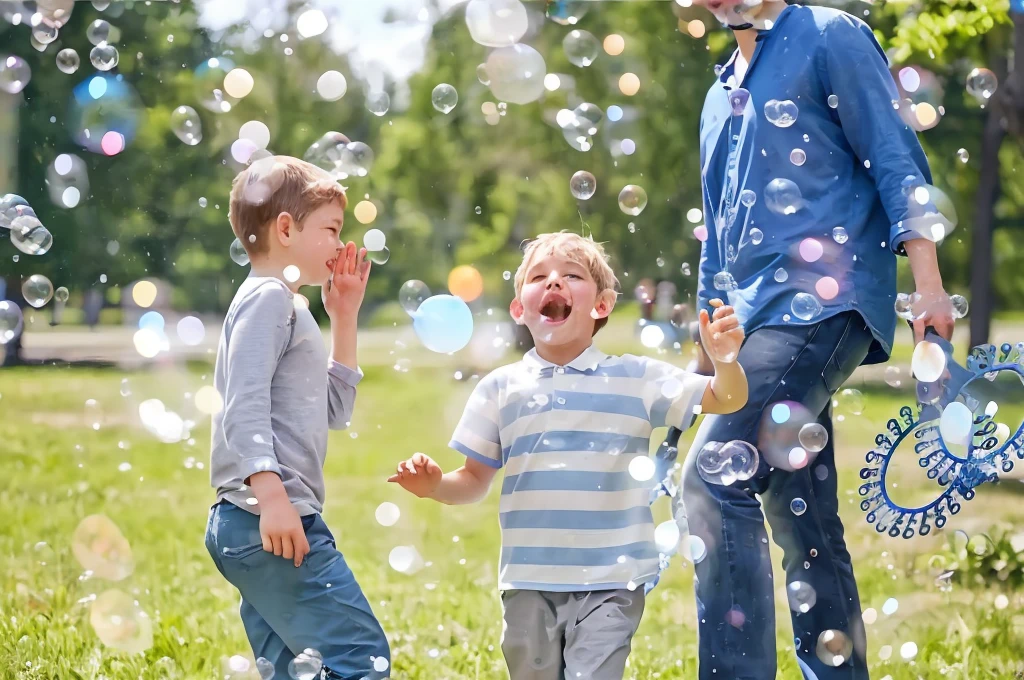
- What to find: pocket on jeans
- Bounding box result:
[219,542,266,560]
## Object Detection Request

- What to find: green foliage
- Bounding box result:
[930,522,1024,589]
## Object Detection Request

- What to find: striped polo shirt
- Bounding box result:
[449,344,711,592]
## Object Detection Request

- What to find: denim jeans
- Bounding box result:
[665,311,874,680]
[205,501,390,680]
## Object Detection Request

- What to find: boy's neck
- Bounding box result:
[249,256,302,293]
[732,1,787,61]
[533,337,595,367]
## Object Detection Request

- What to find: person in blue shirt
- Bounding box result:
[663,1,957,678]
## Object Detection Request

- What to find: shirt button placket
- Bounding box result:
[554,366,566,406]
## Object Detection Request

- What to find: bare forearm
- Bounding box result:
[706,360,748,414]
[428,467,492,505]
[330,314,358,370]
[247,471,289,508]
[904,239,943,291]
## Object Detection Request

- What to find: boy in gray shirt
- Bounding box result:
[204,155,390,679]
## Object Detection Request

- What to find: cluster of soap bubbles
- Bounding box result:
[696,440,759,486]
[305,131,375,181]
[1,193,53,256]
[557,102,604,152]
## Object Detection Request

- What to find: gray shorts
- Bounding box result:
[500,589,645,680]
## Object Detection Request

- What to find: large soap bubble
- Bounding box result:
[465,0,528,47]
[486,44,546,105]
[696,440,759,486]
[72,514,135,581]
[90,589,153,654]
[413,295,474,354]
[69,74,142,155]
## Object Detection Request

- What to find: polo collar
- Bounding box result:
[522,345,608,373]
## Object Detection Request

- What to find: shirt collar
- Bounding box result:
[522,345,608,373]
[717,2,798,86]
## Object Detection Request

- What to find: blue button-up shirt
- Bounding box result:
[697,4,940,365]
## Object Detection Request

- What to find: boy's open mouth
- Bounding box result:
[540,297,572,324]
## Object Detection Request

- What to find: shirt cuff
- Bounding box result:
[449,440,503,469]
[328,360,364,386]
[890,215,956,255]
[239,454,282,482]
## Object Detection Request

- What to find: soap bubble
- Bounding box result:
[388,545,424,574]
[957,148,969,163]
[170,105,202,146]
[628,455,656,482]
[728,88,750,116]
[304,133,374,180]
[774,268,788,283]
[47,153,89,209]
[413,295,474,354]
[194,57,236,112]
[56,48,80,74]
[316,70,347,101]
[11,215,53,255]
[239,120,271,149]
[176,316,205,346]
[563,29,599,67]
[33,22,59,45]
[255,658,275,679]
[1,194,32,229]
[399,280,430,315]
[620,140,635,156]
[368,248,390,265]
[90,44,119,71]
[431,83,458,114]
[764,99,798,127]
[296,8,328,38]
[570,171,597,200]
[894,292,922,321]
[815,630,853,667]
[950,294,968,319]
[798,423,828,452]
[898,67,921,93]
[485,43,546,105]
[836,388,865,416]
[790,148,806,166]
[287,651,322,680]
[966,67,997,103]
[828,94,839,108]
[618,185,648,216]
[375,502,401,527]
[939,401,973,446]
[560,102,603,152]
[229,238,250,266]
[364,229,386,252]
[832,226,848,244]
[69,74,142,155]
[884,366,902,388]
[911,340,946,383]
[476,63,490,85]
[740,190,756,207]
[791,293,822,321]
[54,286,70,303]
[697,440,759,486]
[547,0,589,24]
[639,324,665,349]
[765,178,803,215]
[0,301,24,345]
[787,581,817,613]
[465,0,529,47]
[90,589,153,654]
[713,271,738,292]
[87,19,112,45]
[749,228,763,245]
[366,91,390,116]
[72,514,134,580]
[223,68,254,100]
[790,498,807,516]
[22,274,54,308]
[0,55,30,94]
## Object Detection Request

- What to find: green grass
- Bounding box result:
[2,364,1024,679]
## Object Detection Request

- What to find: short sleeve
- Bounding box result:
[449,373,503,469]
[642,358,712,430]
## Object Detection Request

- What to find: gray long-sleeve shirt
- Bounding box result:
[209,275,360,516]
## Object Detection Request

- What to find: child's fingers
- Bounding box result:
[359,258,372,282]
[711,317,740,334]
[712,305,734,321]
[294,534,310,567]
[386,473,401,482]
[708,298,724,308]
[281,535,294,561]
[699,308,710,327]
[411,452,431,467]
[271,534,283,557]
[347,242,358,274]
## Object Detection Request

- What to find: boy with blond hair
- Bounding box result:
[205,155,390,679]
[390,231,748,679]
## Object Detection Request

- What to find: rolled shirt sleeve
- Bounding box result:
[449,374,503,469]
[327,360,362,430]
[820,13,938,255]
[642,358,712,431]
[221,284,294,482]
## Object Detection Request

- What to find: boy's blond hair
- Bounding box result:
[514,231,620,334]
[228,155,348,255]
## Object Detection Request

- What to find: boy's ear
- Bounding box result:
[509,297,525,325]
[590,289,617,320]
[275,212,294,247]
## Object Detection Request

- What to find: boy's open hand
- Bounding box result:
[388,452,443,499]
[323,241,371,319]
[258,497,310,567]
[699,298,744,364]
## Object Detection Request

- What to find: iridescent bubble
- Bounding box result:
[798,422,828,454]
[787,581,817,613]
[316,70,347,101]
[749,228,763,245]
[287,651,322,680]
[790,148,806,166]
[728,88,750,116]
[229,238,249,266]
[485,43,546,105]
[11,215,53,255]
[911,340,946,383]
[618,185,648,216]
[966,67,998,102]
[465,0,529,47]
[764,99,798,127]
[0,55,30,94]
[570,170,597,200]
[56,48,80,74]
[0,301,24,345]
[791,293,821,321]
[431,83,458,114]
[832,226,848,244]
[399,280,431,315]
[815,630,853,668]
[87,19,112,45]
[72,514,134,580]
[696,440,759,486]
[790,498,807,516]
[368,247,390,265]
[304,133,374,180]
[22,274,54,308]
[563,29,599,67]
[366,91,391,116]
[54,286,70,303]
[90,589,153,654]
[170,105,202,146]
[765,178,803,215]
[836,388,865,416]
[90,44,119,71]
[413,295,473,353]
[950,294,968,319]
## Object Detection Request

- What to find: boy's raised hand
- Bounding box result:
[699,298,745,364]
[388,452,443,498]
[323,241,371,319]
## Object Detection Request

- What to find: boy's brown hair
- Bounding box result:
[514,231,620,335]
[228,155,348,255]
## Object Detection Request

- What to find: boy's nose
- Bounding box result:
[546,277,562,289]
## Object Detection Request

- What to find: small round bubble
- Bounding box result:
[0,56,31,94]
[791,293,822,321]
[764,99,799,127]
[56,48,80,74]
[90,44,119,71]
[617,185,648,216]
[798,423,828,453]
[170,106,202,146]
[229,238,249,266]
[563,29,599,67]
[399,280,431,315]
[749,228,763,245]
[832,226,848,244]
[366,91,390,116]
[789,149,806,166]
[431,83,458,114]
[570,171,597,200]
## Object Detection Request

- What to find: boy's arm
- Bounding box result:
[700,359,747,415]
[389,454,498,505]
[326,314,361,430]
[821,16,954,340]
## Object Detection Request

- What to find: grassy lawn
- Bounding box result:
[2,360,1024,679]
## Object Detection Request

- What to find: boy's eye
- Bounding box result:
[566,273,581,280]
[531,274,546,282]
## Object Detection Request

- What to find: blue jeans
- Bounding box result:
[668,311,874,680]
[205,501,390,680]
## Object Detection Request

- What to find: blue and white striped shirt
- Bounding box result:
[450,345,710,592]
